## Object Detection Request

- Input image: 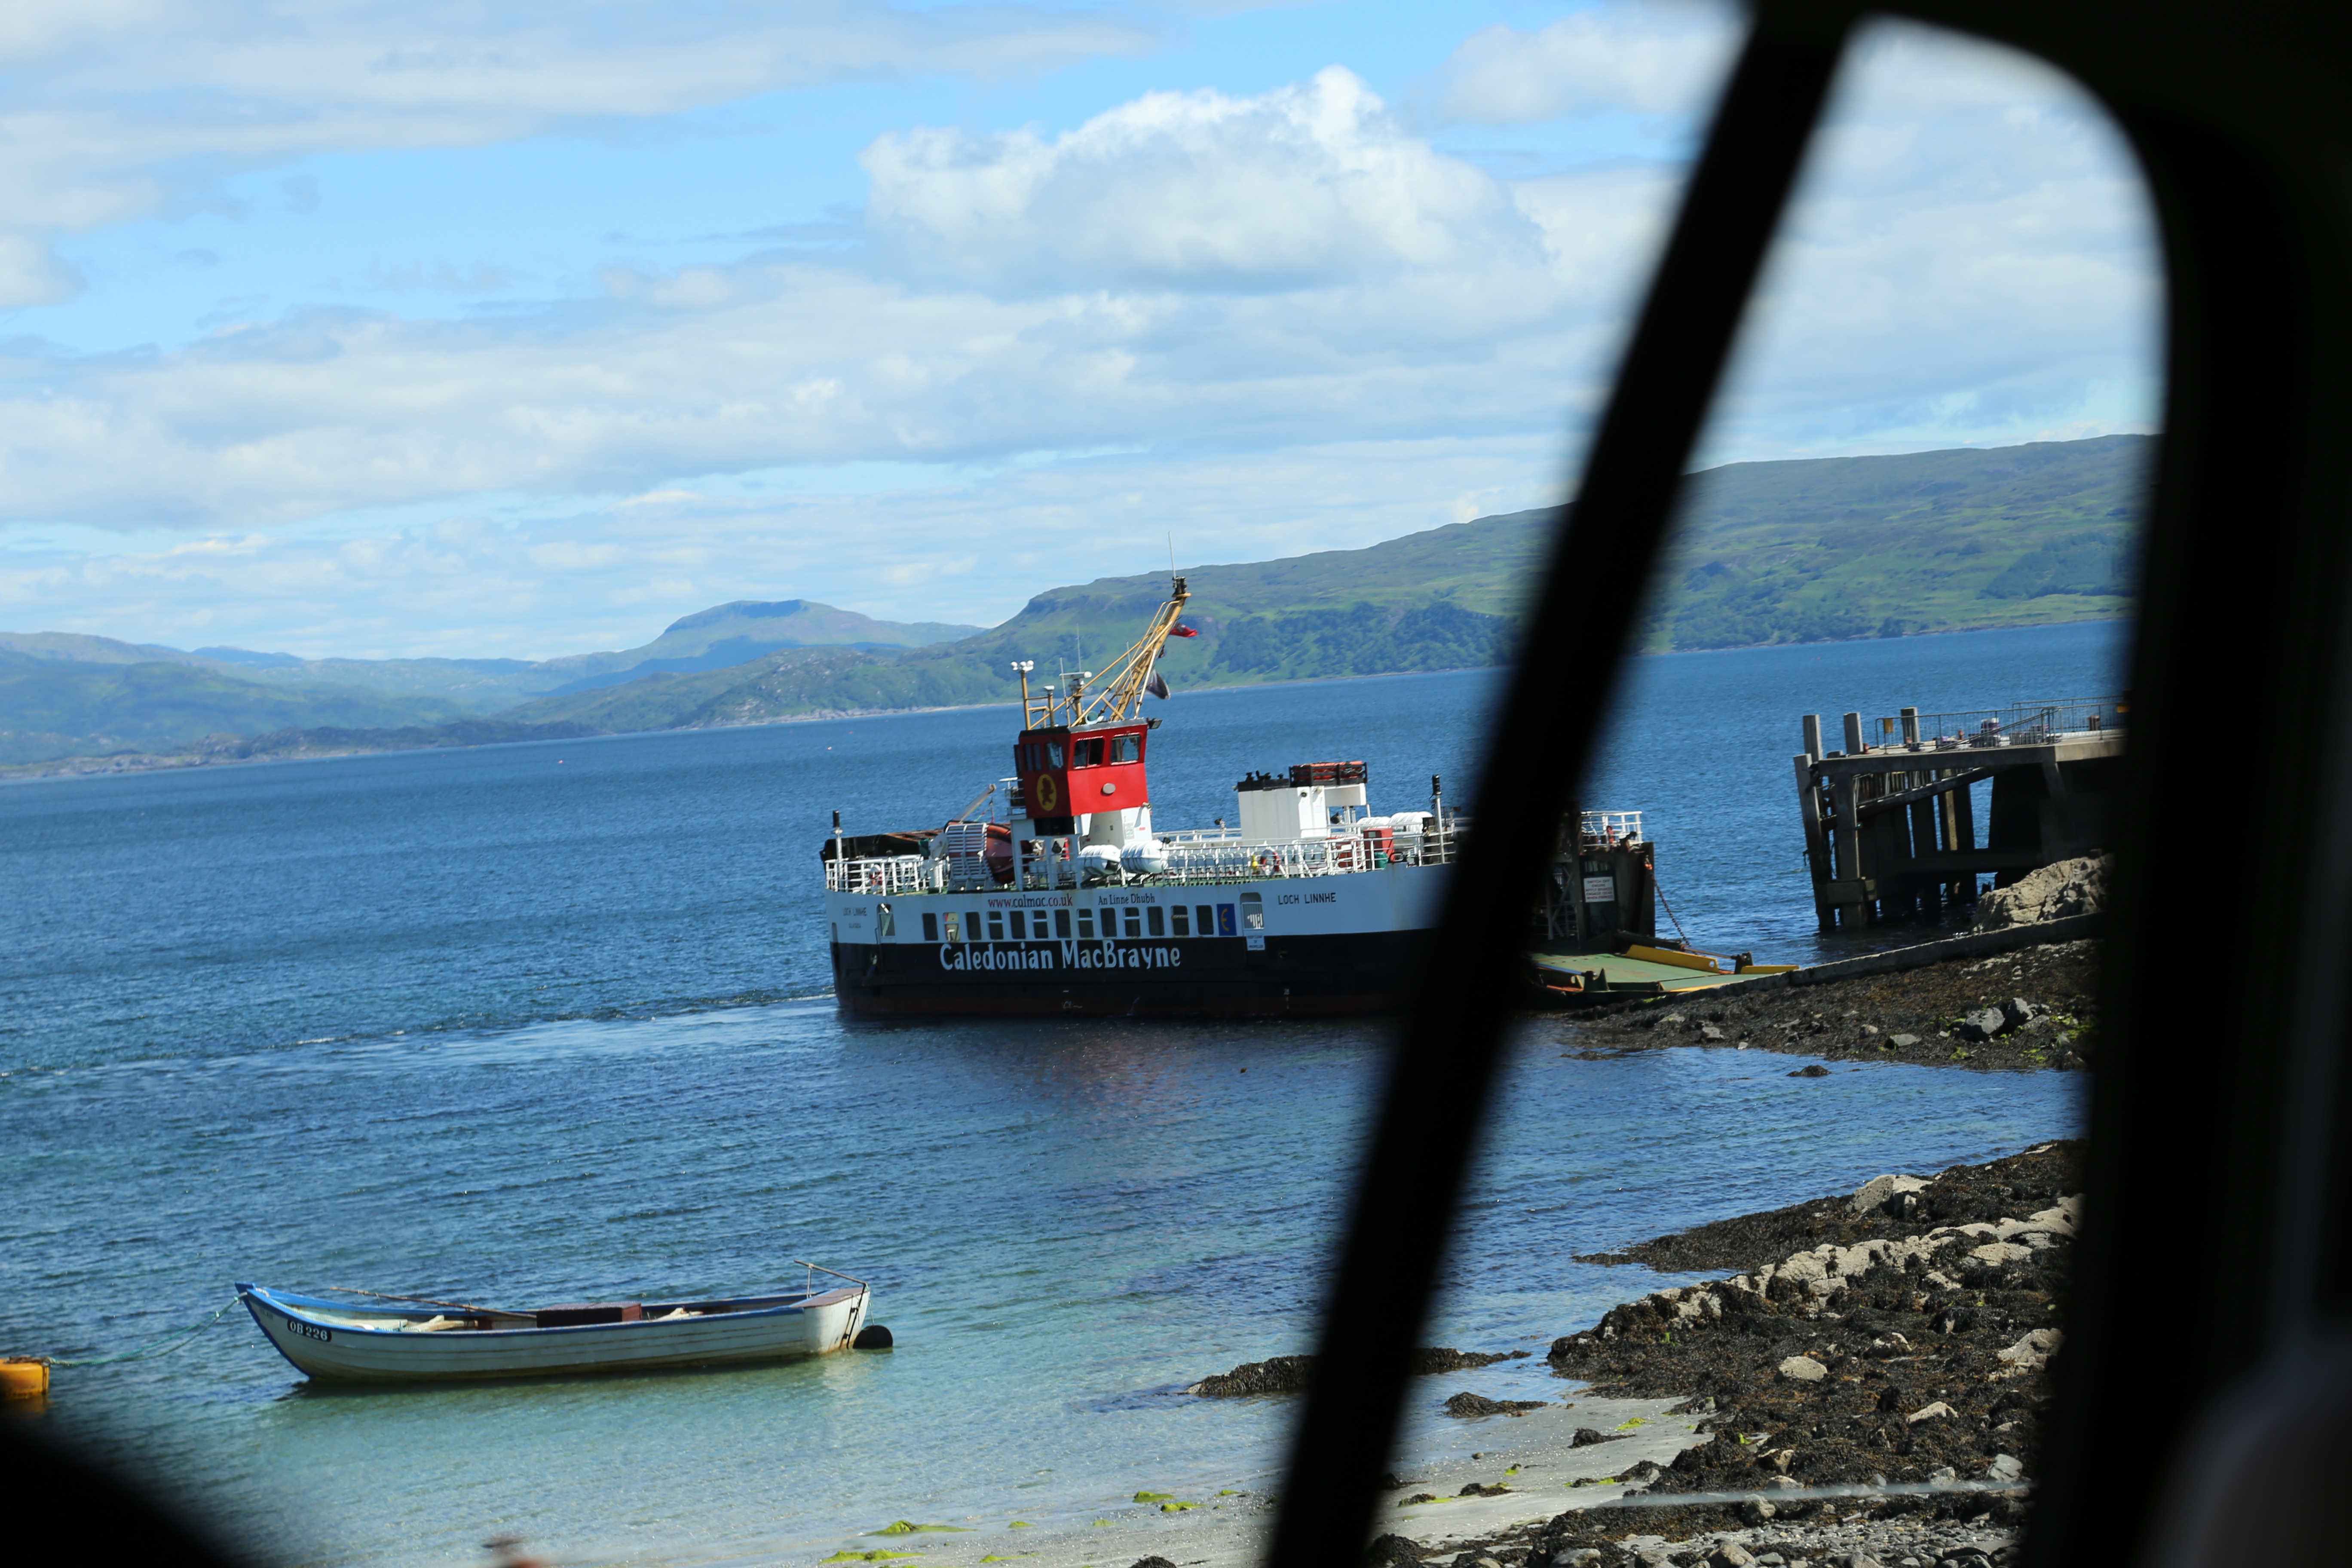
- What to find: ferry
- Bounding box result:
[821,577,1461,1016]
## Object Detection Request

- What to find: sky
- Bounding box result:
[0,0,2161,662]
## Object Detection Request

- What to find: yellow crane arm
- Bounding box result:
[1072,576,1188,728]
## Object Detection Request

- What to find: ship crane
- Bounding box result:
[1014,577,1188,729]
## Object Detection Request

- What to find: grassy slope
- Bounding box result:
[0,653,469,763]
[1649,434,2145,650]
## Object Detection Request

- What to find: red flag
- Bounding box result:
[1169,623,1199,637]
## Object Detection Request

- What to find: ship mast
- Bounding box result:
[1063,576,1188,728]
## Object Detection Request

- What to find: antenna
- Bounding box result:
[1168,533,1176,579]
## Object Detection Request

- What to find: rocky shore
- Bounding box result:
[1372,1141,2079,1568]
[1560,941,2101,1074]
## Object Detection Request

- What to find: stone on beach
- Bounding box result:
[1776,1355,1828,1382]
[1849,1174,1929,1215]
[1956,1008,2006,1043]
[1190,1345,1518,1396]
[1972,853,2110,929]
[1443,1390,1546,1418]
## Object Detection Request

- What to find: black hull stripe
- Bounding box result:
[830,931,1426,1018]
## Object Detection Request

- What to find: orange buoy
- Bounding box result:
[1,1357,50,1398]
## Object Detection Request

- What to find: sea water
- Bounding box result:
[0,621,2122,1568]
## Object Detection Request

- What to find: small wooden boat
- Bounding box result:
[236,1266,874,1384]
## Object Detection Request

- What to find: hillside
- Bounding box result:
[232,597,986,707]
[0,599,986,717]
[1650,434,2144,648]
[496,437,2147,735]
[6,435,2152,771]
[0,652,468,765]
[499,647,1002,730]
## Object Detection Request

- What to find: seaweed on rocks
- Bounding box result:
[1188,1346,1527,1396]
[1406,1144,2077,1565]
[1564,940,2101,1074]
[1575,1142,2079,1274]
[1443,1392,1547,1418]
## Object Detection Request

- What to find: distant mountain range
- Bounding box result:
[0,600,980,764]
[2,435,2147,773]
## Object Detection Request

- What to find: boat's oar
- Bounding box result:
[327,1286,509,1316]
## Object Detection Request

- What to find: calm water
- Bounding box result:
[0,622,2122,1568]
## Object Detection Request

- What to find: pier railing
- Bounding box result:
[1846,696,2125,753]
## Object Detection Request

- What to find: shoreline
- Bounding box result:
[764,1139,2079,1568]
[4,613,2128,785]
[1559,937,2101,1075]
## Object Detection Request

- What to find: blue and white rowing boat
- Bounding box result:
[236,1267,875,1383]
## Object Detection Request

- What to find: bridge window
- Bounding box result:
[1077,908,1095,939]
[943,912,961,943]
[1055,908,1072,938]
[1171,905,1190,936]
[987,911,1005,941]
[877,903,894,937]
[1048,742,1064,768]
[1241,891,1264,930]
[922,911,938,942]
[1113,733,1141,764]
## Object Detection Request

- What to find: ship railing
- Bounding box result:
[1121,824,1466,885]
[1577,809,1643,847]
[825,854,935,895]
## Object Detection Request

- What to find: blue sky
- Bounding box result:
[0,0,2159,660]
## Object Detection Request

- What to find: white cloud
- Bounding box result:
[1410,0,1737,129]
[0,78,1673,530]
[865,67,1544,292]
[1701,23,2160,458]
[0,0,1158,307]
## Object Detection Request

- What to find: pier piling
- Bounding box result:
[1798,695,2125,929]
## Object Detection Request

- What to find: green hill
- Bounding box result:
[7,435,2152,769]
[0,652,469,764]
[500,435,2147,734]
[1649,434,2144,649]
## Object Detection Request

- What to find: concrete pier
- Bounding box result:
[1795,697,2125,929]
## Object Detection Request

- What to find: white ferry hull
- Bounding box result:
[825,861,1447,1017]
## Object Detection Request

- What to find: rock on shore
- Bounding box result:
[1564,940,2100,1074]
[1971,855,2109,931]
[1394,1142,2079,1567]
[1188,1346,1528,1397]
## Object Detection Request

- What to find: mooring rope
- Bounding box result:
[43,1298,241,1367]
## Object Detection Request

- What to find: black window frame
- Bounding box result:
[1265,11,2352,1568]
